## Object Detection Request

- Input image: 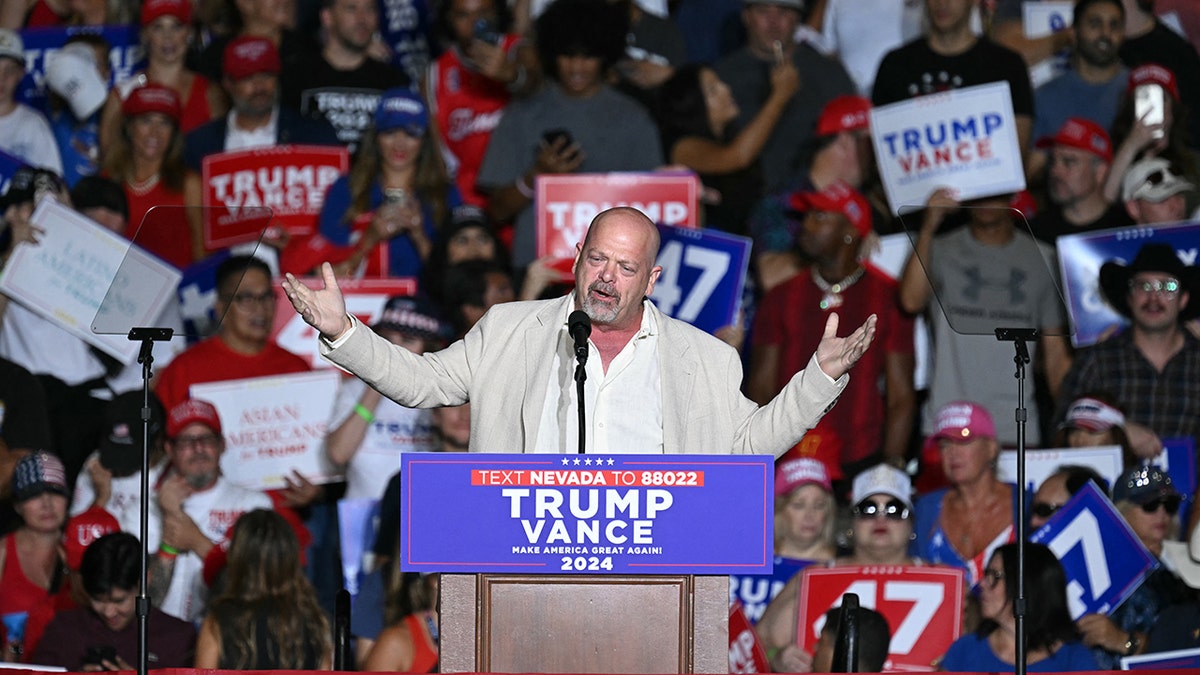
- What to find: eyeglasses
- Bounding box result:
[224,291,276,309]
[173,433,220,450]
[1031,502,1063,519]
[983,567,1004,589]
[1140,495,1182,515]
[1128,277,1181,296]
[852,497,910,521]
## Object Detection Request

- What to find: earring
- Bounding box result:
[843,234,854,244]
[910,531,917,541]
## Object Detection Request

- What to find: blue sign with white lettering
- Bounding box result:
[17,25,143,113]
[1030,482,1157,618]
[400,453,773,574]
[730,557,814,624]
[1056,220,1200,347]
[650,224,751,335]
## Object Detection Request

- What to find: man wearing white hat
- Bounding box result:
[0,29,63,175]
[1122,157,1197,225]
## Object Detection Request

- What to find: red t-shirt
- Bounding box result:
[753,265,914,469]
[179,75,215,135]
[155,336,310,411]
[428,37,519,207]
[123,179,190,269]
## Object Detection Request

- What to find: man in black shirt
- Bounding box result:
[282,0,410,150]
[873,0,1034,155]
[1030,116,1132,243]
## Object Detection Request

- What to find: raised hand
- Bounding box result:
[282,262,351,340]
[815,313,877,380]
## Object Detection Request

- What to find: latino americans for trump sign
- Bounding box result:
[870,82,1026,215]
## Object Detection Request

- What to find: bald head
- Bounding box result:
[573,207,663,330]
[583,207,661,264]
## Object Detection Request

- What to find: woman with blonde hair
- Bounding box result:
[195,509,330,669]
[771,457,837,561]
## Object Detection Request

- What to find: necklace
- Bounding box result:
[127,173,160,196]
[811,266,865,310]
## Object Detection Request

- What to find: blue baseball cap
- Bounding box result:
[374,88,428,136]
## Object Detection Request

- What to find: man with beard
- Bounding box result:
[1057,243,1200,458]
[183,36,337,170]
[748,182,914,482]
[147,399,273,621]
[1030,117,1132,243]
[282,206,878,455]
[1030,0,1128,178]
[281,0,408,150]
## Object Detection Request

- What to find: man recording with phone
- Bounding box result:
[33,532,195,670]
[477,0,662,269]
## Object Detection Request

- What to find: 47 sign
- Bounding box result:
[1030,481,1157,618]
[650,225,751,335]
[796,566,965,672]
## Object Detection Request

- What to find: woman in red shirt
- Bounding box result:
[102,83,193,268]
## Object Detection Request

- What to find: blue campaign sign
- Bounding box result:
[730,557,814,624]
[649,224,751,335]
[17,25,143,112]
[1056,220,1200,347]
[400,453,773,574]
[1029,481,1157,619]
[377,0,433,85]
[177,251,232,343]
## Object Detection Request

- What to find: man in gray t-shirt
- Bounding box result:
[476,0,662,268]
[898,190,1072,446]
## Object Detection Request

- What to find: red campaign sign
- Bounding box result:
[535,172,700,262]
[796,566,965,672]
[270,277,417,369]
[729,601,770,673]
[201,145,350,249]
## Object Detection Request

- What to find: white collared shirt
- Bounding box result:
[224,107,279,151]
[534,301,664,454]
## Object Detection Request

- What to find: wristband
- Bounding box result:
[159,543,179,559]
[515,174,535,199]
[354,404,375,423]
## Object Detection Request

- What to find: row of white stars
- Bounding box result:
[560,457,617,466]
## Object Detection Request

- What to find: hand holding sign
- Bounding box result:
[283,262,351,340]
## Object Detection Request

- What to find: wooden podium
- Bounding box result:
[439,573,729,673]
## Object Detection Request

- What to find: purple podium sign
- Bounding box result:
[400,453,773,574]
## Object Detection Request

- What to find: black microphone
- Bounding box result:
[568,310,591,365]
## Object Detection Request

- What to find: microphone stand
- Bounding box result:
[995,327,1035,675]
[128,327,173,675]
[575,355,586,455]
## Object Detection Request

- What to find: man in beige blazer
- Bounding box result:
[283,207,878,456]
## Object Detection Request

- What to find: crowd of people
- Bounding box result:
[1,0,1200,671]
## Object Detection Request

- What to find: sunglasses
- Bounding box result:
[1139,495,1182,515]
[853,497,910,521]
[1031,502,1063,519]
